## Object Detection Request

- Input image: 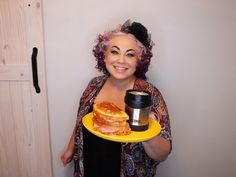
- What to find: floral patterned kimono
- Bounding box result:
[73,75,171,177]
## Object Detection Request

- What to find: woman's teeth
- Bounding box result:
[114,66,127,72]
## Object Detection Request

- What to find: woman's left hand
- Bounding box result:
[141,112,171,161]
[142,135,171,161]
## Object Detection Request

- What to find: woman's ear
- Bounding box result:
[135,58,140,68]
[103,51,107,63]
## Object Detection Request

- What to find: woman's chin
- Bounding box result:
[109,73,135,81]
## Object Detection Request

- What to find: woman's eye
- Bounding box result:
[110,50,119,55]
[126,53,135,58]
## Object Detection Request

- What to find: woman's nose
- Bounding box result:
[117,54,125,63]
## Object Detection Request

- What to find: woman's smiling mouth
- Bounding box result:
[114,66,128,72]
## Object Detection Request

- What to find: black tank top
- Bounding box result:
[83,105,121,177]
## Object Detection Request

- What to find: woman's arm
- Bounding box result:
[142,135,171,161]
[142,103,172,161]
[134,80,172,161]
[61,125,77,166]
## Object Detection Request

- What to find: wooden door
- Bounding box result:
[0,0,53,177]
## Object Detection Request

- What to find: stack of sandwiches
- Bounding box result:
[93,102,131,135]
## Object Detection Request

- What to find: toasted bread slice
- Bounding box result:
[93,117,131,135]
[93,102,129,121]
[92,101,131,135]
[93,117,128,127]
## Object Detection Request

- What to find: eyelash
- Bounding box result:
[110,50,119,55]
[126,53,135,57]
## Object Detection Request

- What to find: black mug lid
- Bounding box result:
[125,89,152,108]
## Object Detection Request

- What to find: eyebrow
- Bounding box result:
[111,46,120,50]
[111,46,136,53]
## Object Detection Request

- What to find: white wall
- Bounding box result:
[42,0,236,177]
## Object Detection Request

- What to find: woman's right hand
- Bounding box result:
[61,148,73,166]
[61,125,77,166]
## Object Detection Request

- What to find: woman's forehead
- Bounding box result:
[107,34,140,50]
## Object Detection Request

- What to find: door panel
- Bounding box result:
[0,0,53,177]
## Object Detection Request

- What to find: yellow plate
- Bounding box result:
[82,112,161,143]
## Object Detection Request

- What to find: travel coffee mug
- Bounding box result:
[125,89,152,131]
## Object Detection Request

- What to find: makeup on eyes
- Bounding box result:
[110,46,136,57]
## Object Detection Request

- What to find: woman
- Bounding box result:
[61,20,172,177]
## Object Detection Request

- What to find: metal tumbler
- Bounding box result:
[125,89,152,131]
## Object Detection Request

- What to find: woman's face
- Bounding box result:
[104,34,140,81]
